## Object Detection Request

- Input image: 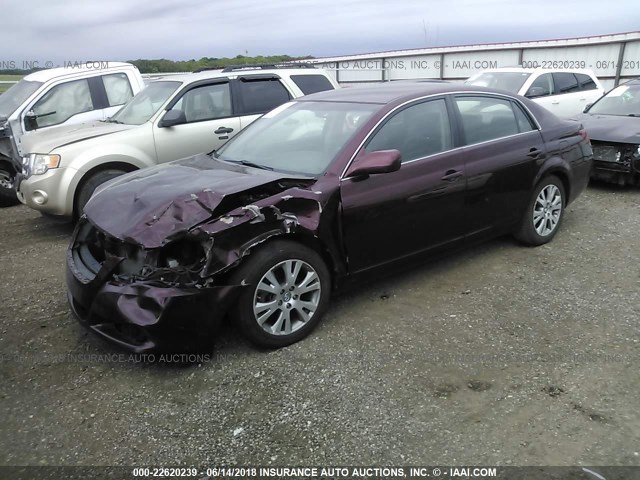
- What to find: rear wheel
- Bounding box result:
[0,162,19,207]
[75,169,126,216]
[229,240,331,348]
[515,175,565,246]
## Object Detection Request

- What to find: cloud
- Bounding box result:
[3,0,639,62]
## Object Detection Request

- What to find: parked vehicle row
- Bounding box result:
[16,65,339,217]
[66,83,592,352]
[0,62,145,206]
[3,61,635,353]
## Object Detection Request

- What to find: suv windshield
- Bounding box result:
[589,84,640,116]
[111,81,181,125]
[466,72,531,94]
[0,79,43,118]
[216,101,378,175]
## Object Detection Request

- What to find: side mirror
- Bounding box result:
[583,103,593,113]
[525,86,546,99]
[24,111,38,131]
[345,149,401,178]
[159,109,186,128]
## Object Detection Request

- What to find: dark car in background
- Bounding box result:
[66,83,592,353]
[577,78,640,185]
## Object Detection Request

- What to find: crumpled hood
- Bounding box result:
[84,154,315,248]
[21,121,135,154]
[577,113,640,144]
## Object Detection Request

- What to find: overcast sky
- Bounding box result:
[4,0,640,63]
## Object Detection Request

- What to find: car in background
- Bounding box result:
[466,67,604,119]
[16,64,339,218]
[576,78,640,185]
[0,62,145,206]
[66,82,592,353]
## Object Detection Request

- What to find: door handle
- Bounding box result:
[551,101,560,105]
[215,127,234,134]
[441,170,463,181]
[527,147,543,158]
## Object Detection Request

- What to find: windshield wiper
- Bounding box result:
[228,160,273,171]
[103,117,124,124]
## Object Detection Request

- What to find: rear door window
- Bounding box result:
[552,73,580,94]
[575,73,597,91]
[102,73,134,106]
[455,96,526,144]
[236,78,291,115]
[290,74,335,95]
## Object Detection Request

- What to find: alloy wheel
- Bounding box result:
[253,259,322,336]
[533,184,562,237]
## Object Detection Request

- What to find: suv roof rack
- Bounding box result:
[219,62,317,73]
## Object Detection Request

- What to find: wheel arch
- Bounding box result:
[73,161,138,216]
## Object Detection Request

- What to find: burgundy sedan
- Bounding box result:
[66,83,592,352]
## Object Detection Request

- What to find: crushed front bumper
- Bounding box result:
[591,143,640,186]
[66,222,246,353]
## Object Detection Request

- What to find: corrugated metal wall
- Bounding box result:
[307,32,640,90]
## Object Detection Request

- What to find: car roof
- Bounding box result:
[475,67,597,75]
[297,82,515,104]
[149,67,328,85]
[24,62,135,82]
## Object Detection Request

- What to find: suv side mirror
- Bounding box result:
[159,109,186,128]
[525,86,546,98]
[24,111,39,131]
[345,149,401,178]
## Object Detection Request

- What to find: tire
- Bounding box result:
[228,239,331,349]
[0,163,19,207]
[515,175,565,246]
[75,169,126,216]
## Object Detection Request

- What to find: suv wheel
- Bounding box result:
[0,163,19,207]
[75,169,126,216]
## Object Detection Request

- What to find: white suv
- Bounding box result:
[17,64,339,218]
[0,62,145,205]
[466,67,605,118]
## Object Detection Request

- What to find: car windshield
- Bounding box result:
[216,101,379,175]
[0,79,43,118]
[465,72,531,94]
[589,84,640,116]
[110,81,181,125]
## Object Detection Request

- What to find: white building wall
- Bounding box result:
[305,32,640,89]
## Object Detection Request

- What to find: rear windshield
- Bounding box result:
[0,79,43,118]
[465,72,531,94]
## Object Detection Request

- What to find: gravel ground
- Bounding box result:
[0,184,639,468]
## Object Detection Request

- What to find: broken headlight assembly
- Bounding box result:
[157,238,207,270]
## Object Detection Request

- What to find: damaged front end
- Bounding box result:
[66,170,338,352]
[591,142,640,186]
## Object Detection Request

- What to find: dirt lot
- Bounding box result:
[0,184,639,468]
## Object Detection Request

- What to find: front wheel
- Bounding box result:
[515,175,565,246]
[75,169,126,217]
[229,240,331,349]
[0,163,19,207]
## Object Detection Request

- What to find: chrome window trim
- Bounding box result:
[339,90,541,181]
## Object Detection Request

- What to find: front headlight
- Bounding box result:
[28,153,61,176]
